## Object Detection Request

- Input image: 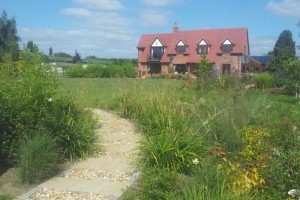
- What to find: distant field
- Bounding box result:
[60,78,183,108]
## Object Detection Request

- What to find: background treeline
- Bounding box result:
[65,62,137,78]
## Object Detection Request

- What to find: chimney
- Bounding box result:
[173,23,179,33]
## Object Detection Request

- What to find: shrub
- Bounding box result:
[43,96,98,161]
[17,132,61,184]
[254,73,273,89]
[65,63,136,78]
[0,50,97,164]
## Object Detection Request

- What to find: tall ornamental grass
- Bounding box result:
[18,132,61,184]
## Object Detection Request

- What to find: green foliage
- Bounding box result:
[17,132,61,184]
[267,30,296,74]
[72,50,81,63]
[195,53,213,89]
[283,59,300,80]
[273,30,295,59]
[123,168,181,200]
[0,10,20,61]
[0,194,13,200]
[65,63,136,78]
[139,131,206,174]
[53,52,72,58]
[61,78,300,199]
[114,90,206,173]
[26,41,39,53]
[167,164,261,200]
[251,102,300,199]
[44,96,98,161]
[49,46,53,56]
[253,72,273,89]
[0,50,97,163]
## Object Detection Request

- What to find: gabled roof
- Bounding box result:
[176,40,186,46]
[198,38,210,46]
[137,27,250,63]
[151,37,165,47]
[222,38,234,45]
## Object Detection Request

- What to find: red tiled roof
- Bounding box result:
[137,27,249,64]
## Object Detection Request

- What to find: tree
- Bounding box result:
[73,50,81,63]
[49,47,53,56]
[26,40,39,53]
[53,52,72,58]
[0,10,20,61]
[195,51,213,90]
[267,30,296,73]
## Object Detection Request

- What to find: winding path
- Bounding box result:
[18,109,140,200]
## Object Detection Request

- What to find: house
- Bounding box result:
[137,24,260,78]
[252,56,270,72]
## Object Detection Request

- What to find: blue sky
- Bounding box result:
[1,0,300,58]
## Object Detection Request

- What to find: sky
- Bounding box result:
[1,0,300,58]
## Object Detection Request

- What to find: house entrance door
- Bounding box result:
[175,64,187,74]
[149,63,162,75]
[222,64,231,74]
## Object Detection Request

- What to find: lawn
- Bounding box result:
[60,77,300,199]
[60,78,184,108]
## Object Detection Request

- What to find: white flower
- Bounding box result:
[288,189,300,198]
[192,158,199,165]
[48,98,52,102]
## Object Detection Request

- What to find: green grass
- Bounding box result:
[60,78,183,108]
[18,132,61,184]
[0,195,13,200]
[60,78,300,199]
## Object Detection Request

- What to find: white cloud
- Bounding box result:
[73,0,123,11]
[266,0,300,17]
[142,0,183,6]
[19,2,138,58]
[61,8,92,18]
[249,35,276,55]
[19,27,138,58]
[140,10,171,26]
[15,0,142,58]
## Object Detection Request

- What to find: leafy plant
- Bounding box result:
[254,73,273,89]
[0,50,97,164]
[44,96,98,161]
[139,131,206,174]
[123,168,181,200]
[17,131,61,184]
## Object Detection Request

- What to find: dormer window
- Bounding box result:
[151,38,164,60]
[198,39,209,54]
[221,38,234,53]
[176,40,186,54]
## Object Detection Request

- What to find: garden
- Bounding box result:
[1,10,300,199]
[60,76,300,199]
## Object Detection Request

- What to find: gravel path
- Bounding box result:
[18,109,140,200]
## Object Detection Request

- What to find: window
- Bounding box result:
[221,38,234,53]
[176,45,186,54]
[198,39,209,54]
[221,44,233,53]
[151,47,164,60]
[176,40,186,54]
[198,45,208,54]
